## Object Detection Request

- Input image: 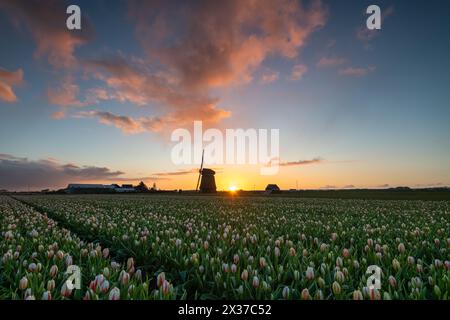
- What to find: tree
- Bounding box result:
[135,181,149,192]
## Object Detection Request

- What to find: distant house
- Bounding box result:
[265,184,281,194]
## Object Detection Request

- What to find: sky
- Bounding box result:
[0,0,449,191]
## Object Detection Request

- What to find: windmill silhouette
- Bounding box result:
[196,150,217,193]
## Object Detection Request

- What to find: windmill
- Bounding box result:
[196,150,217,193]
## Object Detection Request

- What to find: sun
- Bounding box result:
[228,185,237,192]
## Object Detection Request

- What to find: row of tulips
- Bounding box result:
[2,194,450,299]
[0,196,176,300]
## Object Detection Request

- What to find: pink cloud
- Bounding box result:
[0,67,23,103]
[291,64,308,81]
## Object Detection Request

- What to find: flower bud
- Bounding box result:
[301,288,310,300]
[353,290,363,300]
[19,277,28,290]
[49,265,58,278]
[282,286,289,299]
[42,291,52,300]
[157,272,165,288]
[109,287,120,300]
[241,269,249,281]
[332,281,341,295]
[47,280,55,292]
[252,276,259,288]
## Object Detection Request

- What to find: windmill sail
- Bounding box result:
[195,150,204,191]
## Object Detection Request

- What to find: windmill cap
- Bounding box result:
[201,168,215,175]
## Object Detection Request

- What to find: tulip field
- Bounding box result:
[1,194,449,300]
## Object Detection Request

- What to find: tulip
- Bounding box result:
[203,241,209,250]
[42,291,52,300]
[433,285,441,298]
[299,288,308,300]
[388,276,397,288]
[306,267,315,281]
[47,280,55,292]
[392,259,400,271]
[19,277,28,290]
[282,286,289,299]
[157,272,166,288]
[28,262,37,272]
[289,247,296,257]
[241,269,249,281]
[274,247,280,257]
[134,269,142,282]
[398,243,405,253]
[49,265,58,278]
[332,281,341,295]
[127,257,134,271]
[343,248,350,259]
[353,290,363,300]
[335,270,345,283]
[231,264,237,273]
[61,282,72,298]
[109,287,120,300]
[407,256,415,265]
[120,271,130,286]
[161,280,171,295]
[259,257,267,268]
[252,276,259,288]
[100,280,110,293]
[102,248,109,258]
[233,254,239,264]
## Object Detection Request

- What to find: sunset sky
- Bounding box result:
[1,0,450,191]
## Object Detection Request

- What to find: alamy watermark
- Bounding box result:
[171,121,280,175]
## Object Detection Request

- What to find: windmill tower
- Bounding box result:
[196,150,217,193]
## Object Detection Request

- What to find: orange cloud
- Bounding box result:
[0,67,23,103]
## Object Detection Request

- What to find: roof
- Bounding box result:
[265,184,280,190]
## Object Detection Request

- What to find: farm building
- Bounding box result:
[66,184,116,194]
[265,184,281,194]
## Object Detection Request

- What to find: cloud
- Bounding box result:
[290,64,308,81]
[129,0,327,88]
[0,153,132,190]
[260,69,280,84]
[153,169,199,176]
[317,57,346,68]
[0,0,93,69]
[339,66,375,77]
[78,56,231,133]
[0,67,23,102]
[47,76,93,108]
[357,6,394,48]
[279,158,323,167]
[76,110,165,134]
